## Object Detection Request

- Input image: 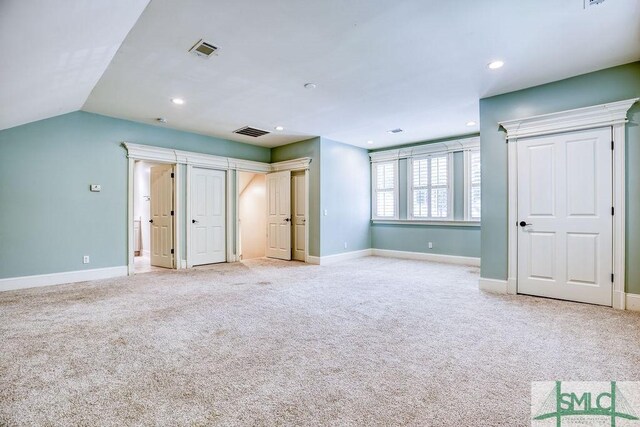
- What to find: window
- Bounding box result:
[372,161,398,219]
[466,149,481,220]
[409,154,452,219]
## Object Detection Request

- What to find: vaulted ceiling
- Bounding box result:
[3,0,640,148]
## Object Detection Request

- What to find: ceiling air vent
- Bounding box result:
[585,0,605,6]
[234,126,270,138]
[388,128,403,134]
[189,39,218,58]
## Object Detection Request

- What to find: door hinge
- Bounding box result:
[611,140,614,150]
[611,273,614,283]
[171,172,175,178]
[611,206,614,216]
[171,248,174,254]
[171,210,174,216]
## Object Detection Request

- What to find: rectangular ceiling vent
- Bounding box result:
[388,128,404,134]
[189,39,218,58]
[233,126,270,138]
[585,0,605,6]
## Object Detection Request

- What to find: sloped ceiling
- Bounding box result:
[2,1,639,149]
[0,0,149,131]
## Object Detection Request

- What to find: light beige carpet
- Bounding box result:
[1,257,640,426]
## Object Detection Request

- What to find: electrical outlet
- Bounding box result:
[90,184,101,192]
[428,242,433,249]
[83,255,90,264]
[344,242,348,249]
[324,209,328,216]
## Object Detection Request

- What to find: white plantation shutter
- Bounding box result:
[373,161,397,218]
[410,154,451,219]
[469,150,481,219]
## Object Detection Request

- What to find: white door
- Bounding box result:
[266,170,291,260]
[150,164,174,268]
[191,168,226,266]
[291,171,306,261]
[517,127,612,306]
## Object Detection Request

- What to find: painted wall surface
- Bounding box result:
[479,61,640,294]
[271,137,321,257]
[239,174,266,260]
[0,111,270,278]
[320,138,371,256]
[370,137,481,258]
[372,225,481,257]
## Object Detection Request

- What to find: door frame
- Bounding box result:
[123,142,271,274]
[236,157,311,263]
[126,158,179,275]
[500,98,638,310]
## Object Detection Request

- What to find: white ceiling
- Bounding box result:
[0,0,149,131]
[4,1,639,149]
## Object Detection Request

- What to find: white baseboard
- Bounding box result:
[625,293,640,312]
[371,248,480,267]
[312,249,373,266]
[479,277,508,294]
[0,266,128,292]
[307,256,320,265]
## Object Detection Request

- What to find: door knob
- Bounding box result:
[519,221,532,227]
[149,219,153,223]
[284,218,291,222]
[192,219,198,224]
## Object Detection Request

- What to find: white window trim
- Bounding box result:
[407,152,454,220]
[464,148,481,221]
[371,160,399,220]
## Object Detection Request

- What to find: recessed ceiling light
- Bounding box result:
[304,83,317,89]
[274,126,284,131]
[367,140,374,145]
[466,121,477,126]
[488,60,504,70]
[171,98,185,105]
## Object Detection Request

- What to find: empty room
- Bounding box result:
[1,1,640,425]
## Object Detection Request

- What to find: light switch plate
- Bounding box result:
[90,184,101,192]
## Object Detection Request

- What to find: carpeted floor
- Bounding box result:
[1,257,640,426]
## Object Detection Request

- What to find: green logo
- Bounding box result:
[533,381,639,426]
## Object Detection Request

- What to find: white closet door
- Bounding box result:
[517,127,612,306]
[291,172,306,261]
[191,168,226,266]
[266,170,291,260]
[150,165,174,268]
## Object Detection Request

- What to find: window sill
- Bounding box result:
[371,219,481,227]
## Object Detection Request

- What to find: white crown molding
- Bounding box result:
[270,157,312,171]
[499,98,639,139]
[0,266,127,292]
[122,142,271,172]
[370,136,479,163]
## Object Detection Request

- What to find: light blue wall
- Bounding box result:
[0,111,270,278]
[479,61,640,294]
[369,136,481,258]
[271,137,321,257]
[320,138,371,256]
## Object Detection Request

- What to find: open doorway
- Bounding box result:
[238,171,266,260]
[132,160,176,273]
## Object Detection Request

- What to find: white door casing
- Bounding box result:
[266,170,291,260]
[501,98,637,310]
[150,164,174,268]
[190,168,226,266]
[517,127,613,306]
[291,171,306,261]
